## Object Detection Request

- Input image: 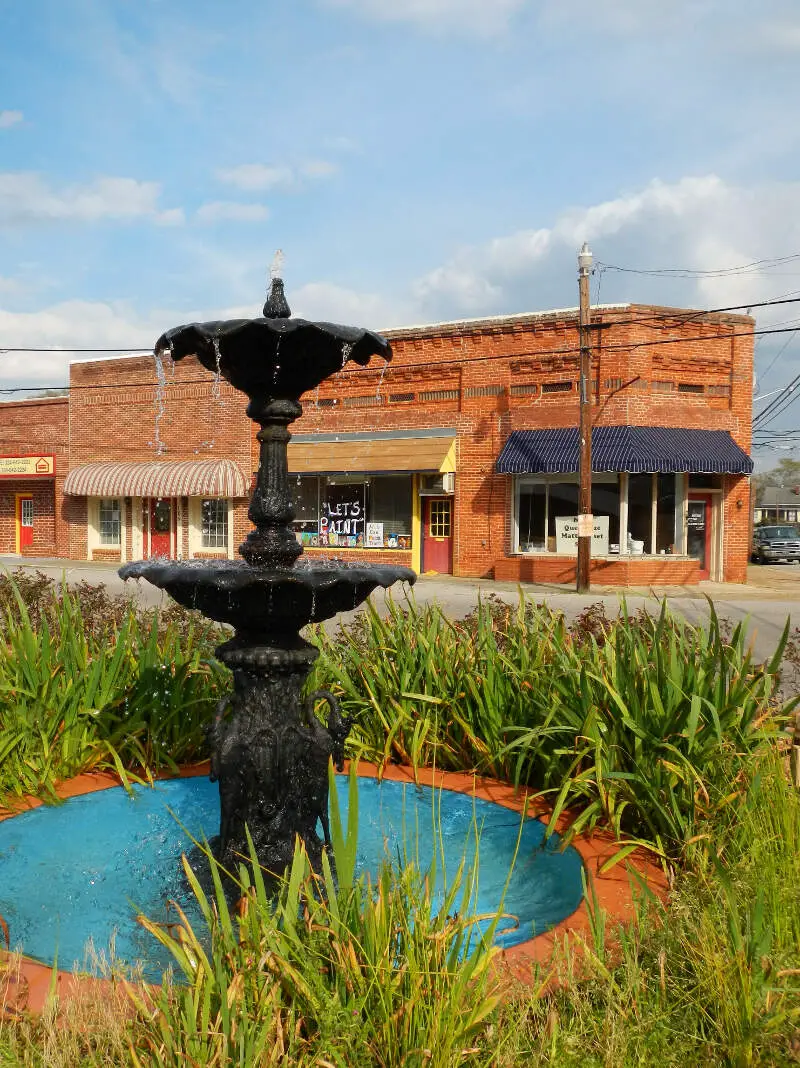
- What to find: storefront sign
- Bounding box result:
[555,514,609,555]
[319,484,365,545]
[366,522,384,548]
[0,454,55,479]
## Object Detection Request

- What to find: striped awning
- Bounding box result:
[496,426,753,475]
[63,458,249,498]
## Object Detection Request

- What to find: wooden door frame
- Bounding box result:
[15,493,33,554]
[145,496,176,559]
[422,496,454,574]
[687,492,714,580]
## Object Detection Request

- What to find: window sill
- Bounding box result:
[512,551,693,560]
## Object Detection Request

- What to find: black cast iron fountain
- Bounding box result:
[120,274,416,876]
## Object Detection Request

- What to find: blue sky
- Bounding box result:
[1,0,800,460]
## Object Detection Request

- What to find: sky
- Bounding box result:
[1,0,800,463]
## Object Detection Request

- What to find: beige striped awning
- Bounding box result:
[63,459,249,498]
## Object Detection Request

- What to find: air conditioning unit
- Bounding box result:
[442,472,455,494]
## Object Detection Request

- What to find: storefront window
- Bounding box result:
[517,484,546,552]
[292,476,319,535]
[627,475,653,554]
[98,499,121,546]
[291,475,413,548]
[201,499,228,548]
[515,474,678,556]
[656,474,677,553]
[547,482,579,545]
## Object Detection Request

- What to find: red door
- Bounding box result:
[148,497,173,558]
[17,495,33,552]
[686,494,713,579]
[422,497,453,574]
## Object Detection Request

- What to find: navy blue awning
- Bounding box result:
[496,426,753,475]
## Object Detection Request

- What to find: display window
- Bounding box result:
[292,474,413,549]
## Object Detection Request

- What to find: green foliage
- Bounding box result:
[0,572,227,799]
[495,752,800,1067]
[308,593,794,860]
[130,766,504,1067]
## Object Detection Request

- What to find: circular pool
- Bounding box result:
[0,775,584,980]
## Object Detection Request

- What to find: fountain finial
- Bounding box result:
[263,250,291,319]
[263,276,291,320]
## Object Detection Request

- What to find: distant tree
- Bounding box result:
[25,388,68,398]
[753,458,800,502]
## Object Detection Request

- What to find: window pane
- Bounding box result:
[201,499,228,548]
[518,484,546,551]
[656,474,677,553]
[627,475,653,553]
[592,478,621,548]
[368,476,412,538]
[547,483,579,547]
[99,499,121,546]
[292,476,319,534]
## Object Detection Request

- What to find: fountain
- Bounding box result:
[120,275,416,875]
[0,272,594,989]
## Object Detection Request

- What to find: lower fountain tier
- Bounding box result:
[119,558,416,637]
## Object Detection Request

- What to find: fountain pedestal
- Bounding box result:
[209,639,345,874]
[120,275,415,876]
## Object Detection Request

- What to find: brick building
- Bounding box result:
[0,302,755,585]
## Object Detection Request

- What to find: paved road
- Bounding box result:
[1,556,798,693]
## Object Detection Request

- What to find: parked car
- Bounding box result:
[751,525,800,564]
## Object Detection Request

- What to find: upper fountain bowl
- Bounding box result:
[156,280,391,402]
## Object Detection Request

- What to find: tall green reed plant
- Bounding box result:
[309,593,793,859]
[131,766,506,1068]
[0,579,226,800]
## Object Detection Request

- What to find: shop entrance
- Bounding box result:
[686,494,713,580]
[15,494,33,553]
[422,497,453,574]
[147,497,173,558]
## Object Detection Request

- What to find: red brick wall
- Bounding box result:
[288,305,754,582]
[0,398,68,556]
[67,355,253,560]
[0,305,755,584]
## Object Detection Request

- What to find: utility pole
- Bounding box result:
[576,242,593,593]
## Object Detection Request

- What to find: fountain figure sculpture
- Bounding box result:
[120,277,416,874]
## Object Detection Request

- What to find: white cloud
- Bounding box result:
[0,110,23,129]
[321,0,528,33]
[0,173,183,226]
[300,160,339,179]
[216,160,338,192]
[0,297,255,390]
[412,175,791,315]
[290,281,412,330]
[195,201,270,223]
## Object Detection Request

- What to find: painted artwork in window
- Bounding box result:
[291,475,413,548]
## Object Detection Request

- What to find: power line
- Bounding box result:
[2,320,800,396]
[1,295,799,360]
[596,253,800,278]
